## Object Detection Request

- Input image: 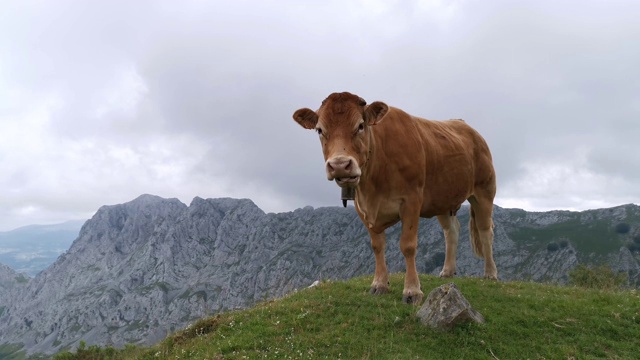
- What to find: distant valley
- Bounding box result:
[0,221,84,276]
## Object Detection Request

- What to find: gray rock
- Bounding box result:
[416,283,484,330]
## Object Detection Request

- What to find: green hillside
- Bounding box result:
[50,274,640,360]
[505,210,636,257]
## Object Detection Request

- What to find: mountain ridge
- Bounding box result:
[0,195,638,356]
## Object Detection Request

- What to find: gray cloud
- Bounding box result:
[1,0,639,230]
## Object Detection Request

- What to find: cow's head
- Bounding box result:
[293,92,389,188]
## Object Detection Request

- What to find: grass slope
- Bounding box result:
[56,274,640,359]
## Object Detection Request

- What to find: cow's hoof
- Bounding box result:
[438,269,457,278]
[484,274,498,281]
[369,286,389,295]
[402,293,424,305]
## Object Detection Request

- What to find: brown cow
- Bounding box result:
[293,92,497,304]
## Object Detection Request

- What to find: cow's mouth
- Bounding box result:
[335,176,360,187]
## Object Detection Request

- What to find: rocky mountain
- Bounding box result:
[0,221,84,276]
[0,263,29,316]
[0,195,638,357]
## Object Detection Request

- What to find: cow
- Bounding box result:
[293,92,497,304]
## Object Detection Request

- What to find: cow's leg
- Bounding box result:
[399,207,423,304]
[368,229,389,295]
[437,214,460,278]
[468,194,498,280]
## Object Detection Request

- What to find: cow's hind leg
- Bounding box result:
[468,194,498,280]
[437,214,460,278]
[368,229,389,295]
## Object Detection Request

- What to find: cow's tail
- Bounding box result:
[469,207,484,258]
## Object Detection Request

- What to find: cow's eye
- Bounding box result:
[357,123,365,132]
[316,128,323,136]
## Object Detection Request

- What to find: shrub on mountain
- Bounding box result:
[569,264,627,290]
[546,242,559,252]
[615,223,631,234]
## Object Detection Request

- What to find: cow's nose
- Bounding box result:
[326,158,352,178]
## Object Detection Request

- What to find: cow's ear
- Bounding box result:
[293,108,318,130]
[364,101,388,125]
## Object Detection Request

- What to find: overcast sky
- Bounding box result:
[1,0,639,231]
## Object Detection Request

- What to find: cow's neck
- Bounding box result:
[359,125,380,189]
[354,127,386,228]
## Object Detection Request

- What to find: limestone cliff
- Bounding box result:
[0,195,638,356]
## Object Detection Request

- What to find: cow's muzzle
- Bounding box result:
[326,156,361,187]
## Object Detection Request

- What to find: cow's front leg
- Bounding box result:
[368,230,389,295]
[399,209,423,304]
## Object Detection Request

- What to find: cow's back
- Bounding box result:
[372,107,494,218]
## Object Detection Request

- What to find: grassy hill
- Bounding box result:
[47,274,639,360]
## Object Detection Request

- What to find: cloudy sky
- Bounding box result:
[1,0,639,231]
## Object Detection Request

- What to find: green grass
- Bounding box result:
[0,343,26,360]
[52,274,640,360]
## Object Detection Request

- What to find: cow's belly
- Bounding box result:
[420,201,465,218]
[421,182,472,218]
